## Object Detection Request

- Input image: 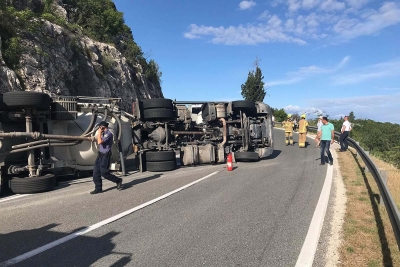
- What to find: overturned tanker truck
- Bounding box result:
[0,91,274,195]
[0,91,134,195]
[131,99,274,172]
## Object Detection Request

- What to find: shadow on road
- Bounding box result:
[265,150,282,160]
[0,224,132,266]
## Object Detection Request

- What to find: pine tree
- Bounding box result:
[349,111,355,121]
[241,57,266,102]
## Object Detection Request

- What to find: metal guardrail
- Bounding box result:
[307,126,400,250]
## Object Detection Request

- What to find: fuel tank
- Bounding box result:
[50,112,133,169]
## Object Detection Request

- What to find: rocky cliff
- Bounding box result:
[0,0,163,111]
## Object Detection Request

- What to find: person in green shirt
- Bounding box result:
[316,116,334,165]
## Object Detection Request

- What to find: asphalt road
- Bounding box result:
[0,129,328,267]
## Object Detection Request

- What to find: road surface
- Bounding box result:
[0,129,328,266]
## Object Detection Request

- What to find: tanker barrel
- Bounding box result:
[0,132,95,142]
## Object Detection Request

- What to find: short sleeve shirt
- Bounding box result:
[342,121,351,131]
[321,122,334,140]
[99,129,113,153]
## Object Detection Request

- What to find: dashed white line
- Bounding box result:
[0,171,220,267]
[0,194,30,203]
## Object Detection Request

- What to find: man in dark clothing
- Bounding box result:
[339,116,352,152]
[91,121,123,194]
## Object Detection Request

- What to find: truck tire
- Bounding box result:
[142,99,173,110]
[3,91,50,111]
[146,160,176,172]
[234,151,260,162]
[143,108,175,120]
[9,174,56,194]
[146,150,176,162]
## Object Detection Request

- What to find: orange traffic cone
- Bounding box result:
[227,153,233,171]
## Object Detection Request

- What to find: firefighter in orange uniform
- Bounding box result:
[298,114,309,148]
[283,114,294,146]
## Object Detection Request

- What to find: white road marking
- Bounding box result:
[295,161,334,267]
[0,194,30,203]
[273,127,335,266]
[0,171,220,266]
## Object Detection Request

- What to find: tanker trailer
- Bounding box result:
[0,92,133,195]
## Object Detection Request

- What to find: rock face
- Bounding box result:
[0,3,163,111]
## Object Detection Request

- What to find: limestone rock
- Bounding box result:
[0,3,163,111]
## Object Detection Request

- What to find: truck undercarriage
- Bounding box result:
[0,92,274,195]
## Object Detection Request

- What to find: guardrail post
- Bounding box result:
[355,142,360,157]
[364,151,370,172]
[380,170,389,206]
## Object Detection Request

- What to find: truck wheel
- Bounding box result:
[142,99,173,110]
[3,91,50,111]
[143,108,175,120]
[9,174,56,194]
[234,151,260,162]
[146,150,176,162]
[146,160,176,172]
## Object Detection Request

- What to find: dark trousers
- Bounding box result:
[93,152,119,190]
[320,140,333,164]
[340,131,349,151]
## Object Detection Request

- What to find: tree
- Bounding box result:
[349,111,355,121]
[241,57,266,102]
[272,108,287,122]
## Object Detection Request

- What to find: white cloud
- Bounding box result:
[184,1,400,46]
[284,105,325,116]
[302,0,321,9]
[334,2,400,40]
[258,10,270,20]
[267,56,350,86]
[320,0,346,11]
[332,58,400,85]
[345,0,368,9]
[239,1,256,10]
[183,21,307,45]
[308,93,400,123]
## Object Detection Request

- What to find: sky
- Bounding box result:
[113,0,400,123]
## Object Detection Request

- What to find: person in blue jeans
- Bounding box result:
[315,117,334,166]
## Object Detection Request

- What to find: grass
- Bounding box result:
[338,148,400,266]
[369,154,400,210]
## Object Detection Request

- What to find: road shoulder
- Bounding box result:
[313,145,347,267]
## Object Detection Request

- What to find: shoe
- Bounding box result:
[329,161,333,166]
[319,163,325,166]
[90,189,102,194]
[116,178,123,190]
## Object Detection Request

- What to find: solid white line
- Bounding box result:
[295,164,334,267]
[0,171,220,267]
[0,194,30,203]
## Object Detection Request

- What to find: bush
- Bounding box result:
[2,37,24,69]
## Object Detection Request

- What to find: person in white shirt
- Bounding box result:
[315,116,323,147]
[340,115,352,152]
[272,115,275,127]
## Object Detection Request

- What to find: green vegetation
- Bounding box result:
[271,108,287,122]
[0,0,162,88]
[241,58,266,102]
